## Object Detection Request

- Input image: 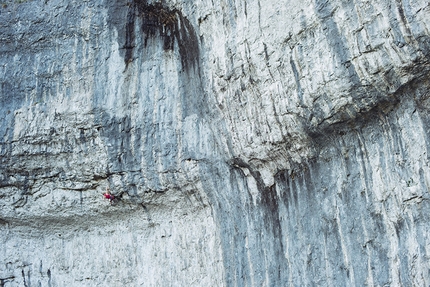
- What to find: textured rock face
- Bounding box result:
[1,0,430,286]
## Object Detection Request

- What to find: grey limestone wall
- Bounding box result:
[1,0,430,286]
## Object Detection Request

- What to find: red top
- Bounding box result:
[103,193,114,200]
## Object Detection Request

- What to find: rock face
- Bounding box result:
[1,0,430,285]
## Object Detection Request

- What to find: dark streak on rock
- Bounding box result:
[124,0,200,71]
[47,269,52,287]
[21,269,28,287]
[314,0,361,86]
[260,183,286,277]
[231,157,267,193]
[394,218,404,239]
[290,56,303,104]
[394,0,412,37]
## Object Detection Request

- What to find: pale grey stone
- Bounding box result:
[1,0,430,286]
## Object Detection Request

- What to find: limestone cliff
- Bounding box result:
[1,0,430,286]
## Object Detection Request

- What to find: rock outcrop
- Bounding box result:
[1,0,430,285]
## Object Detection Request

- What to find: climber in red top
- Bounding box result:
[103,188,115,204]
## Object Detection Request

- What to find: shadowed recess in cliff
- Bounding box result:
[124,0,200,71]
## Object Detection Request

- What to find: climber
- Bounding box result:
[103,188,115,204]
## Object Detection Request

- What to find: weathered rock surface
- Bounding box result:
[1,0,430,285]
